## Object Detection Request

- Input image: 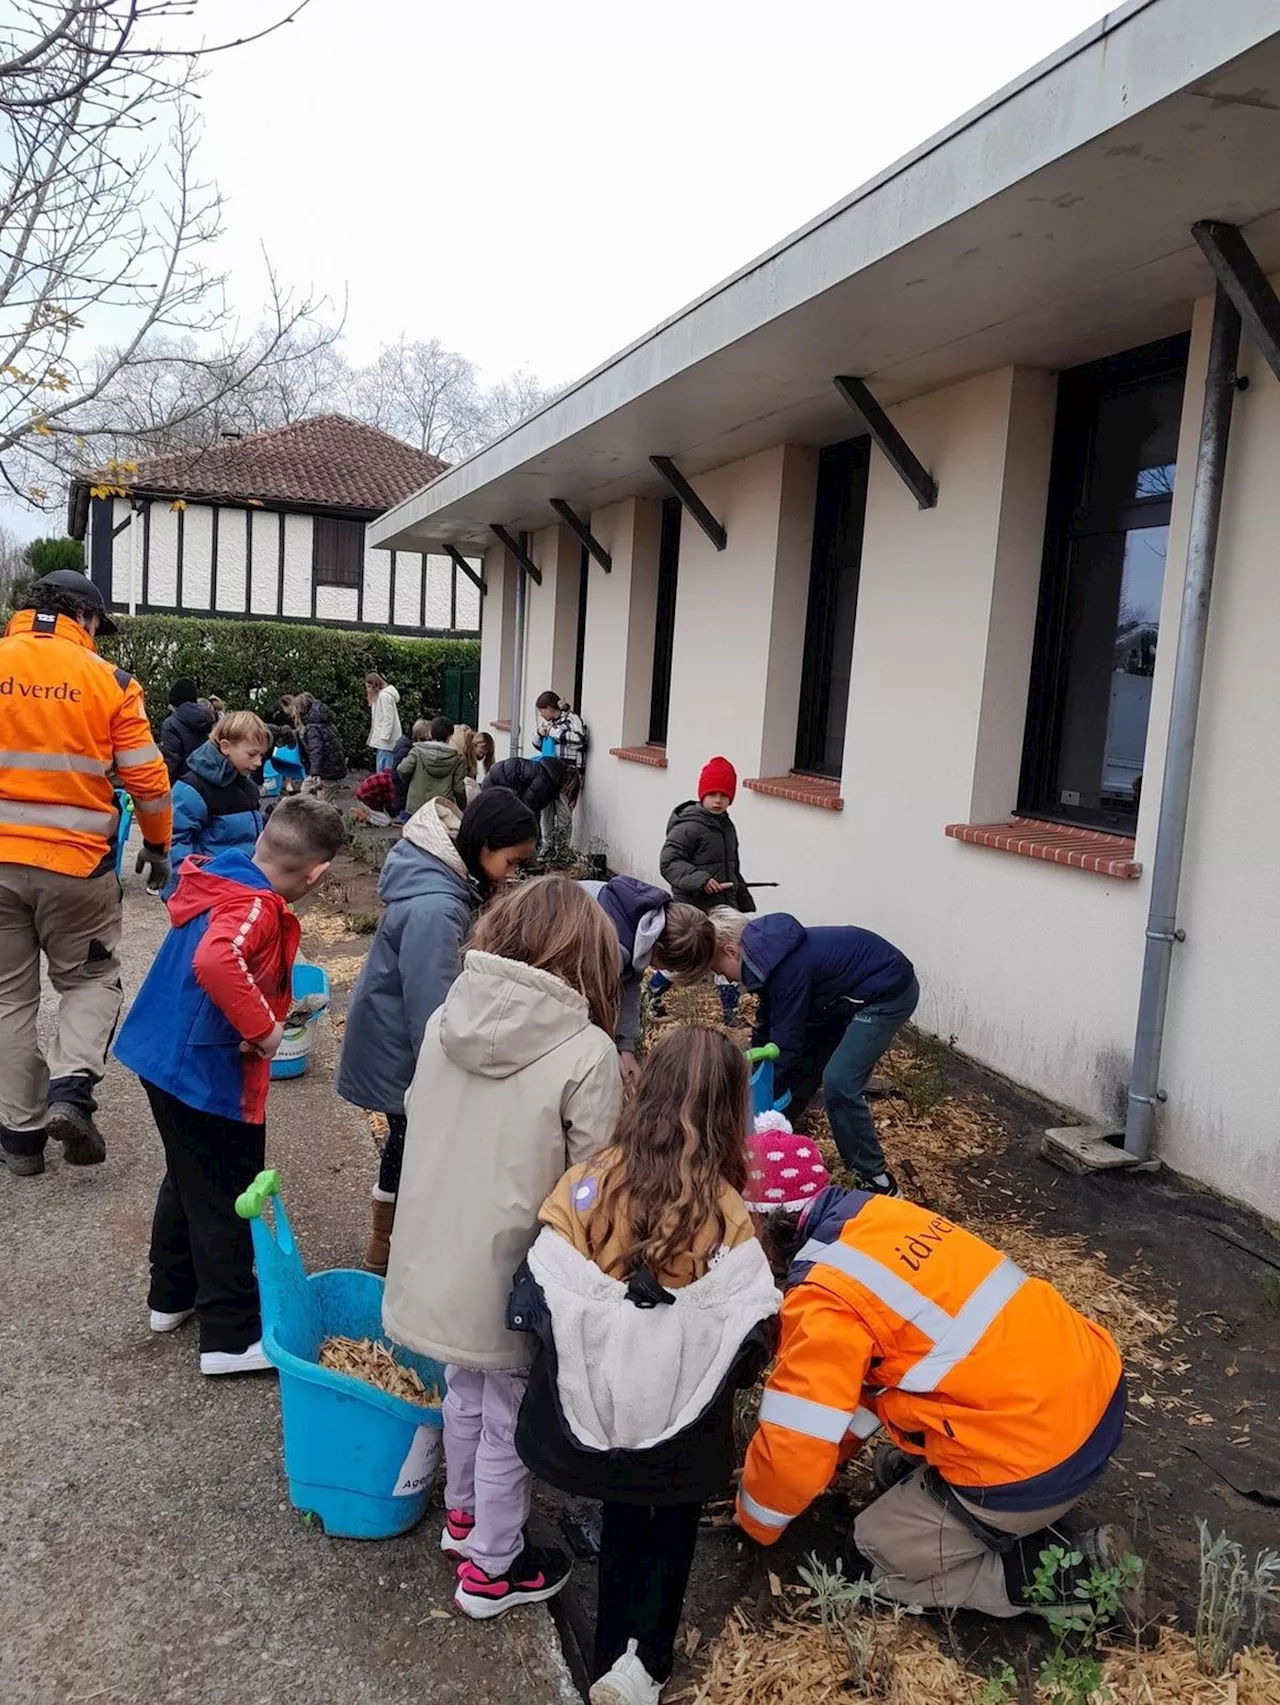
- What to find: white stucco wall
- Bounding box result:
[282,513,313,616]
[498,333,1277,1220]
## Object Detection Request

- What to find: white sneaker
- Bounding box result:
[199,1340,272,1376]
[590,1641,662,1705]
[149,1307,194,1333]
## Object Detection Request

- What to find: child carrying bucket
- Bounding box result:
[509,1027,780,1705]
[382,876,622,1618]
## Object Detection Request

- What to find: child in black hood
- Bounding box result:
[159,678,214,781]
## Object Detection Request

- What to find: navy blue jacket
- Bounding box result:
[164,742,264,900]
[159,701,214,781]
[334,835,476,1117]
[587,875,669,1054]
[741,914,913,1089]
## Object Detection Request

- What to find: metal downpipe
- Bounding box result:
[508,551,527,761]
[1124,284,1242,1159]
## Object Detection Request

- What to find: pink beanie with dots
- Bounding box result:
[744,1111,831,1214]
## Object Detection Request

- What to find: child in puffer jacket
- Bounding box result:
[163,712,272,900]
[509,1026,780,1705]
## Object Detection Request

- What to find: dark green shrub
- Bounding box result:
[101,614,480,762]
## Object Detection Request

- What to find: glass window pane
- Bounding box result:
[1053,525,1168,812]
[1082,374,1183,511]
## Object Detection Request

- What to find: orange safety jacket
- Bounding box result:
[0,610,172,878]
[737,1188,1124,1545]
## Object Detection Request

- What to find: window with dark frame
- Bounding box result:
[794,436,870,778]
[648,496,681,745]
[312,515,364,589]
[1019,333,1189,834]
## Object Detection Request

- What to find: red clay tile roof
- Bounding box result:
[109,415,447,512]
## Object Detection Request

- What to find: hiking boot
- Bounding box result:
[872,1442,918,1491]
[200,1341,272,1377]
[440,1508,475,1560]
[1005,1523,1142,1623]
[856,1170,903,1199]
[1078,1524,1144,1624]
[2,1147,45,1177]
[47,1103,106,1166]
[149,1308,194,1333]
[590,1641,662,1705]
[454,1543,571,1619]
[364,1195,396,1275]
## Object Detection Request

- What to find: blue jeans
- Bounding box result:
[375,749,395,774]
[820,976,919,1180]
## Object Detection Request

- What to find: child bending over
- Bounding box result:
[115,797,346,1375]
[511,1027,780,1704]
[382,876,623,1618]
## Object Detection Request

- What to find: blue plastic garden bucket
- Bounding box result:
[270,960,328,1081]
[237,1171,446,1540]
[747,1044,791,1118]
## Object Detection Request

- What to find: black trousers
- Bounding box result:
[377,1111,408,1196]
[595,1500,703,1683]
[144,1081,265,1355]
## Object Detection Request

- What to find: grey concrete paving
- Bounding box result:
[0,865,577,1705]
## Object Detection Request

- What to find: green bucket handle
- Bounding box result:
[744,1044,779,1065]
[235,1168,282,1220]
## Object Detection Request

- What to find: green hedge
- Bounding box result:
[101,615,480,763]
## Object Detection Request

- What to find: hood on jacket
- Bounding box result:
[400,797,466,873]
[165,849,274,929]
[527,1228,780,1453]
[665,799,725,833]
[379,803,470,901]
[184,739,238,788]
[171,701,214,736]
[304,700,334,725]
[439,950,594,1079]
[411,740,462,776]
[383,685,400,705]
[741,912,807,990]
[594,875,669,974]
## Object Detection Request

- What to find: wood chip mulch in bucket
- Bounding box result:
[318,1335,441,1407]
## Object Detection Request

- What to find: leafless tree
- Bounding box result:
[0,520,28,601]
[0,0,325,506]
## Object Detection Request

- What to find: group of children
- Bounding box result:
[116,717,1130,1705]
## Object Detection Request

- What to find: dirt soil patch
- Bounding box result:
[549,985,1280,1699]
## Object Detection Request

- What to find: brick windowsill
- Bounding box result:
[745,773,844,811]
[490,719,511,732]
[610,744,669,769]
[945,816,1141,878]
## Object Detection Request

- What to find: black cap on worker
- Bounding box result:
[31,569,117,636]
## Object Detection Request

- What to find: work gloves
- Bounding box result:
[135,844,172,893]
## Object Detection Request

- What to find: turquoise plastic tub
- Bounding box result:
[270,960,328,1081]
[238,1171,446,1539]
[746,1044,791,1118]
[112,787,134,880]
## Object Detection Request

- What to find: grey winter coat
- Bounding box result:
[659,801,754,914]
[334,801,475,1116]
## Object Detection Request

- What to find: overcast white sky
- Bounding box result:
[8,0,1115,538]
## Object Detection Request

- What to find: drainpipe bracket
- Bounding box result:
[1040,1125,1161,1177]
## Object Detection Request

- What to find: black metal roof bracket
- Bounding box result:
[490,524,542,585]
[549,498,612,571]
[443,543,487,596]
[833,375,939,510]
[1193,220,1280,385]
[649,456,727,551]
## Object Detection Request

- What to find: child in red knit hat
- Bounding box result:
[659,757,754,1022]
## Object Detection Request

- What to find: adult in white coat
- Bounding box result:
[365,673,403,771]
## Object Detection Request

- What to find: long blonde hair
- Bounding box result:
[450,723,478,777]
[587,1026,749,1281]
[468,874,619,1037]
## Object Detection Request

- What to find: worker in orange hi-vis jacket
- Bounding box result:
[0,571,172,1176]
[738,1187,1134,1621]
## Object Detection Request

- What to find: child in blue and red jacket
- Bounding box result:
[115,797,345,1376]
[710,909,917,1197]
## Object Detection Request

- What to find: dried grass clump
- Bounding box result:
[318,1336,441,1408]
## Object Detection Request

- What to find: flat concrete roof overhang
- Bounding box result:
[372,0,1280,557]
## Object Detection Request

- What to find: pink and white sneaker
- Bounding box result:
[440,1508,475,1559]
[453,1543,571,1620]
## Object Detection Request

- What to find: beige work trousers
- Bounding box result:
[854,1467,1077,1618]
[0,863,124,1135]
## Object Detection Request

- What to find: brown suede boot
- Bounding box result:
[365,1196,396,1275]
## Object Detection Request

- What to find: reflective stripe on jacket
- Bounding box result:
[0,611,172,877]
[737,1188,1124,1545]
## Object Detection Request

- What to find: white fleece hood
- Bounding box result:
[528,1227,780,1452]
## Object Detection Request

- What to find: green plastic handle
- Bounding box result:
[235,1168,282,1220]
[744,1044,779,1064]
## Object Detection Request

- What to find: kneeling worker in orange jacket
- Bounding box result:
[737,1187,1129,1618]
[0,571,172,1175]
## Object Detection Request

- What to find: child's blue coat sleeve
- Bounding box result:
[164,780,208,897]
[763,959,814,1088]
[397,897,468,1062]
